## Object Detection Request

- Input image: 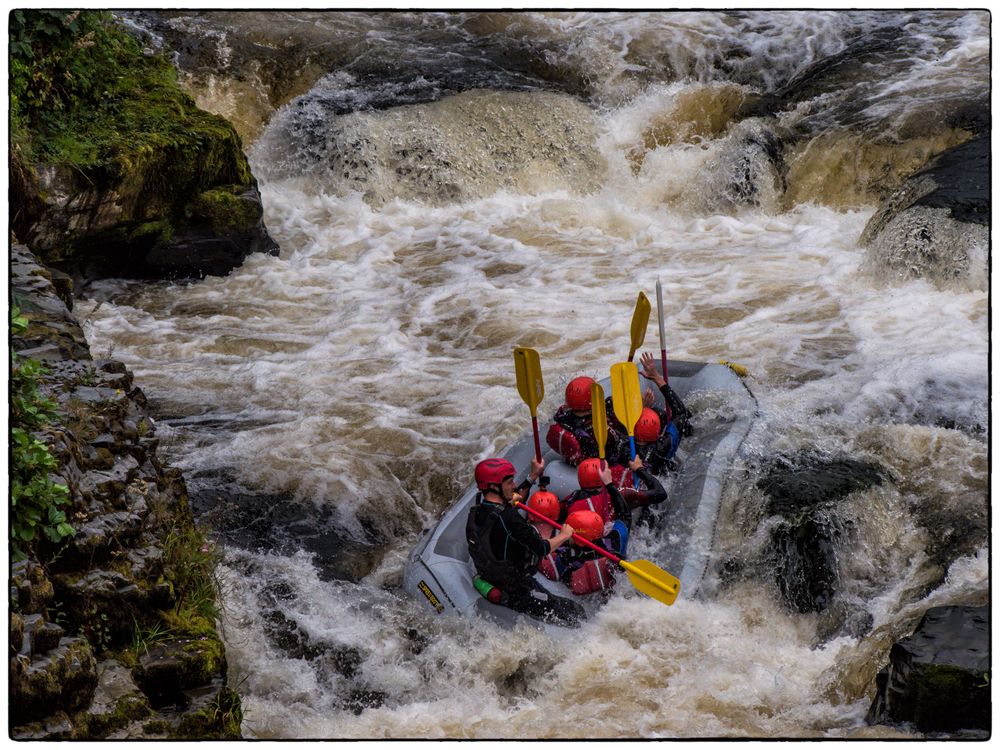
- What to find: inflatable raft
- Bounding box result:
[403,360,758,627]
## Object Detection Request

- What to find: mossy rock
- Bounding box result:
[10,637,98,725]
[12,12,278,280]
[12,612,26,655]
[190,186,262,235]
[132,636,226,708]
[74,693,152,739]
[169,686,242,740]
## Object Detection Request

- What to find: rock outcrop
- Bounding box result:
[867,605,990,737]
[10,12,279,286]
[757,451,887,617]
[20,150,278,285]
[860,135,989,290]
[9,245,241,739]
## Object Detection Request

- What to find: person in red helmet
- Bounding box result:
[465,456,584,625]
[526,475,561,537]
[567,454,668,520]
[540,459,647,596]
[627,405,680,475]
[638,350,692,452]
[546,376,628,466]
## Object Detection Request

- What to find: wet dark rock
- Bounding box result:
[11,237,238,739]
[189,476,386,582]
[133,640,227,709]
[11,245,92,361]
[22,100,279,283]
[867,606,989,734]
[758,451,887,614]
[11,560,56,614]
[861,135,989,289]
[169,684,242,740]
[10,712,75,741]
[261,609,327,662]
[72,659,153,739]
[140,186,279,279]
[12,612,26,655]
[52,509,147,570]
[31,619,68,657]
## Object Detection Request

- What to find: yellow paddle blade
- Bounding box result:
[590,382,607,460]
[627,291,651,361]
[513,347,544,416]
[621,558,680,605]
[610,361,643,434]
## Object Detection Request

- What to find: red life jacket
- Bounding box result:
[569,558,616,595]
[546,422,585,465]
[563,488,615,525]
[539,552,561,581]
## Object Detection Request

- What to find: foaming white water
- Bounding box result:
[491,10,862,104]
[219,547,870,739]
[79,169,986,736]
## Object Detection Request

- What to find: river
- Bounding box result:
[77,10,988,739]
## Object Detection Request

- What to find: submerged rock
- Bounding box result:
[867,605,990,735]
[860,135,989,290]
[189,476,387,583]
[758,451,887,615]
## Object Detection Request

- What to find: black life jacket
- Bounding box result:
[465,498,538,590]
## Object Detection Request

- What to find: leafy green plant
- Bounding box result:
[163,524,222,624]
[10,305,74,560]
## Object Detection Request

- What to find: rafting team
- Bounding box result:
[465,352,693,626]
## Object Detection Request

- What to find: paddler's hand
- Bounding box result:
[550,523,575,550]
[640,352,667,387]
[629,455,644,472]
[643,387,655,407]
[598,463,613,486]
[529,457,544,483]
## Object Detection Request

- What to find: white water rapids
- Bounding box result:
[77,10,988,739]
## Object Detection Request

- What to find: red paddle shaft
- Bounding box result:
[660,349,669,386]
[514,500,623,565]
[531,416,542,462]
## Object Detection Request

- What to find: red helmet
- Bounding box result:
[474,458,516,491]
[635,407,661,443]
[577,458,604,490]
[566,509,605,541]
[527,489,560,520]
[565,376,595,412]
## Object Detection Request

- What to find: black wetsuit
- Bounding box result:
[466,486,584,626]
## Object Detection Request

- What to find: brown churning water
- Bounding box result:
[80,10,988,738]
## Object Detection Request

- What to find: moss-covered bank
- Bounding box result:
[9,10,277,282]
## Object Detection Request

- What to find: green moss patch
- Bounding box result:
[192,187,261,235]
[170,687,242,740]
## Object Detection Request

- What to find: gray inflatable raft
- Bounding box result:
[402,360,758,627]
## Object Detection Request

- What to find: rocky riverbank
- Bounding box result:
[10,246,240,739]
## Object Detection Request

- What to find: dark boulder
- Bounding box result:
[758,451,887,614]
[189,475,386,583]
[860,135,989,289]
[867,605,989,735]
